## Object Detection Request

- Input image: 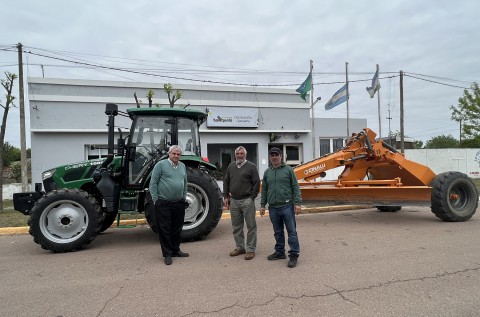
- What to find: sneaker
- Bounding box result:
[164,256,172,265]
[245,252,255,260]
[267,252,286,260]
[172,250,189,257]
[230,249,246,257]
[287,257,297,268]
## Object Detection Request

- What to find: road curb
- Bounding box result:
[0,205,370,236]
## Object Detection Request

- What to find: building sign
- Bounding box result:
[207,108,259,128]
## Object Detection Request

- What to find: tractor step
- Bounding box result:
[116,211,140,228]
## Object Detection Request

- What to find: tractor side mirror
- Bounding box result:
[105,103,118,116]
[117,138,125,156]
[128,145,137,161]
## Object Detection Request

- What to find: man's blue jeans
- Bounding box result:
[268,204,299,257]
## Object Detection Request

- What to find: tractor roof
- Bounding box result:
[126,107,207,122]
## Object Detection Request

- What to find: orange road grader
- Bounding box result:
[294,128,478,221]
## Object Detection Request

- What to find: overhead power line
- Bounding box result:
[1,44,477,88]
[405,73,471,89]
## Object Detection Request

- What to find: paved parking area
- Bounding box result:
[1,206,480,316]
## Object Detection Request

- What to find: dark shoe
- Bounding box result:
[172,251,189,257]
[245,252,255,260]
[164,256,172,265]
[287,257,297,268]
[267,252,286,260]
[230,249,246,256]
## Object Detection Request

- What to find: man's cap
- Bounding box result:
[269,147,281,155]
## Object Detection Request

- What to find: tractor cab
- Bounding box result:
[122,107,206,188]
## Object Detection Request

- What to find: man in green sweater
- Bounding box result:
[223,146,260,260]
[260,147,302,268]
[149,145,189,266]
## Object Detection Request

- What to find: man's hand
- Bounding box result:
[294,205,302,215]
[223,197,230,208]
[259,207,266,217]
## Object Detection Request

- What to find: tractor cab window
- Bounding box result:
[128,116,171,184]
[177,117,200,156]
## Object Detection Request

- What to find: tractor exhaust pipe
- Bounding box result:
[95,103,121,214]
[102,103,119,168]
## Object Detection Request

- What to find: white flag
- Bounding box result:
[366,69,381,98]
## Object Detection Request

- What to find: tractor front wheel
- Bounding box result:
[430,172,478,222]
[28,189,102,252]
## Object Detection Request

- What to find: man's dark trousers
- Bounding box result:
[154,199,185,257]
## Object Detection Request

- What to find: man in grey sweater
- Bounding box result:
[149,145,189,265]
[223,146,260,260]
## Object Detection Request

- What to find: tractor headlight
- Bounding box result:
[42,169,56,181]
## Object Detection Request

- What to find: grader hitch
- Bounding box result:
[295,128,478,221]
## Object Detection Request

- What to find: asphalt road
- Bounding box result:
[1,206,480,317]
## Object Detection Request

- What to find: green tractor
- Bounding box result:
[13,103,223,252]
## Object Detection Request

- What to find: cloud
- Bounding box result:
[1,0,479,147]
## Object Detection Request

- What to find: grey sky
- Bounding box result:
[1,0,479,147]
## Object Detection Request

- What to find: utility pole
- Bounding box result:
[345,62,350,137]
[17,43,28,191]
[399,70,404,154]
[459,118,462,145]
[311,97,321,157]
[376,64,381,138]
[309,60,315,158]
[386,109,392,145]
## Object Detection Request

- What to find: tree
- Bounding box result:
[147,89,154,108]
[424,134,459,149]
[412,140,423,149]
[459,135,480,148]
[451,82,480,140]
[0,72,18,211]
[2,142,21,166]
[163,83,182,108]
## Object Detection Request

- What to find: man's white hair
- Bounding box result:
[169,145,183,153]
[235,146,247,155]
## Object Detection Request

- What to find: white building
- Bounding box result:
[27,77,367,186]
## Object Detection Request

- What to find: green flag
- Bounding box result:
[296,72,312,101]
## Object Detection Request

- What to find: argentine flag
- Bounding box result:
[324,84,348,110]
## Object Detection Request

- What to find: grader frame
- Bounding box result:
[294,128,478,221]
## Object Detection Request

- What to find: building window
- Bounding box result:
[284,144,302,166]
[86,145,108,160]
[333,138,344,152]
[319,139,330,156]
[319,138,345,156]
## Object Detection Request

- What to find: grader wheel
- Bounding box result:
[376,206,402,212]
[430,172,478,222]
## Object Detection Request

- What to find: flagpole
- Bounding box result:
[376,64,381,139]
[309,60,315,158]
[345,62,350,137]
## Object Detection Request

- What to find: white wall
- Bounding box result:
[405,148,480,179]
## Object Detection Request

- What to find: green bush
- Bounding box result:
[2,143,21,166]
[10,161,31,182]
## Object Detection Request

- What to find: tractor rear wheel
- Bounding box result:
[28,189,102,252]
[144,167,223,241]
[430,172,478,222]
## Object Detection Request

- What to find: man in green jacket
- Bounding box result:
[149,145,189,266]
[260,147,302,268]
